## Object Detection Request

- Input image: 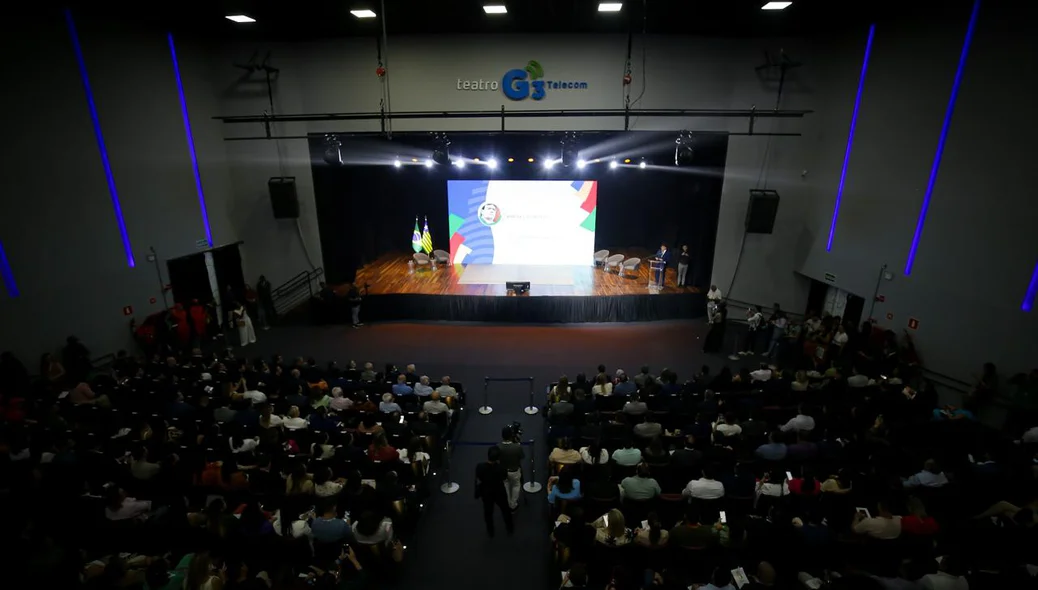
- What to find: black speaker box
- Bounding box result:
[269,177,299,219]
[745,189,780,234]
[506,281,531,294]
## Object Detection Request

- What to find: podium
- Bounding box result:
[649,258,665,289]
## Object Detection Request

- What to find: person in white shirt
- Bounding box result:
[779,405,815,432]
[1023,425,1038,443]
[918,556,969,590]
[750,366,773,382]
[414,376,435,397]
[681,467,725,500]
[832,325,849,349]
[580,444,609,465]
[230,434,260,455]
[903,459,950,489]
[591,374,613,396]
[804,313,822,335]
[852,502,902,540]
[242,389,267,405]
[423,391,451,415]
[755,470,790,498]
[282,406,308,430]
[741,306,763,355]
[105,487,153,521]
[713,412,742,440]
[314,467,346,497]
[435,376,457,398]
[707,285,723,305]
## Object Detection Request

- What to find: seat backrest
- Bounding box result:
[413,253,429,262]
[606,254,624,264]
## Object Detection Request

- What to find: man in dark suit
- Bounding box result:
[653,243,671,286]
[475,446,513,537]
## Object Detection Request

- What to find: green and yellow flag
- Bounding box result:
[421,217,433,254]
[411,218,422,253]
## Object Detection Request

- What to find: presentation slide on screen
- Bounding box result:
[447,180,598,266]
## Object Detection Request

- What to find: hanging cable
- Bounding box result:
[625,0,649,130]
[380,0,392,138]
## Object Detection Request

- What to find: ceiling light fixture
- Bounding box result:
[487,159,498,170]
[609,160,619,169]
[598,3,623,12]
[527,157,535,163]
[639,160,647,169]
[350,9,377,18]
[761,2,792,10]
[483,5,508,14]
[576,159,587,169]
[544,159,556,170]
[225,15,256,23]
[393,159,401,168]
[424,159,434,168]
[507,158,514,163]
[623,158,631,163]
[453,159,465,168]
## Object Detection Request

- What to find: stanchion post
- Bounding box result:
[522,438,542,493]
[478,376,493,415]
[524,376,539,415]
[439,440,459,494]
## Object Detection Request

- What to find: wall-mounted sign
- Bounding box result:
[122,305,133,316]
[456,60,589,101]
[824,272,837,283]
[907,317,919,330]
[886,312,894,321]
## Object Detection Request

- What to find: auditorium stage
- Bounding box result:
[328,253,706,323]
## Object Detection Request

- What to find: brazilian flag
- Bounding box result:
[411,218,422,253]
[421,217,433,254]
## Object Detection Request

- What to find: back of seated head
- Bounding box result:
[317,496,337,515]
[636,463,651,478]
[684,434,696,448]
[361,413,377,427]
[356,510,381,535]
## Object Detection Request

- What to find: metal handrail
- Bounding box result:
[724,297,806,323]
[271,267,324,315]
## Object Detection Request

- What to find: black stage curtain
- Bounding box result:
[320,292,706,324]
[166,253,211,305]
[310,132,727,288]
[212,244,245,306]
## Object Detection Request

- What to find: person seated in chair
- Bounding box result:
[620,463,661,501]
[391,374,414,397]
[902,458,949,489]
[310,497,354,544]
[414,375,435,397]
[379,393,402,414]
[547,466,583,507]
[422,391,451,416]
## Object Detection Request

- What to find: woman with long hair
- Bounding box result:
[231,300,256,347]
[634,511,669,547]
[285,460,314,496]
[368,432,400,462]
[184,552,223,590]
[399,436,431,476]
[579,440,608,466]
[551,376,570,404]
[592,508,632,546]
[547,465,582,507]
[591,373,613,396]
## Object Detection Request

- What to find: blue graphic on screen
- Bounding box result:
[448,180,496,264]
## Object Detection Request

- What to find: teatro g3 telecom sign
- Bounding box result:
[455,60,589,101]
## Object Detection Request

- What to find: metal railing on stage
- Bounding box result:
[477,376,538,415]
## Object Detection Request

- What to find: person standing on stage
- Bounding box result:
[677,245,691,287]
[347,283,364,328]
[653,243,671,286]
[475,446,514,537]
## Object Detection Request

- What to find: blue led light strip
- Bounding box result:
[168,33,213,248]
[827,24,875,252]
[904,0,981,275]
[0,240,19,297]
[1022,262,1038,312]
[64,10,135,267]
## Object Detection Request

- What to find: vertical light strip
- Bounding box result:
[0,240,19,297]
[827,24,875,252]
[168,32,213,247]
[1022,262,1038,312]
[64,9,135,267]
[904,0,981,275]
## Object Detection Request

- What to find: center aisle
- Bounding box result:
[389,379,551,590]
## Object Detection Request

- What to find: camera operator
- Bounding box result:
[496,424,525,512]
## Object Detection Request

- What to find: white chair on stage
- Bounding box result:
[604,253,625,273]
[412,252,431,271]
[594,249,610,267]
[619,257,641,277]
[432,249,450,265]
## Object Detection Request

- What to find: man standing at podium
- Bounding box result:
[653,243,671,286]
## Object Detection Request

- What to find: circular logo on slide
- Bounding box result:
[477,202,502,226]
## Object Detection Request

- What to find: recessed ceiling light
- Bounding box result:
[487,159,498,169]
[609,160,619,169]
[393,160,401,168]
[483,5,508,14]
[350,9,377,18]
[761,2,792,10]
[225,15,256,23]
[598,3,623,12]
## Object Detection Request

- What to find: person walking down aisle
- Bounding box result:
[475,446,514,537]
[231,300,257,347]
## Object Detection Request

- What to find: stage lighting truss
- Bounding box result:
[431,132,451,166]
[675,130,695,166]
[323,134,343,165]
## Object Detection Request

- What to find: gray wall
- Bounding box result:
[0,17,235,362]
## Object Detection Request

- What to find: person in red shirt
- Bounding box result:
[367,432,400,462]
[788,468,822,496]
[169,303,191,348]
[901,496,940,535]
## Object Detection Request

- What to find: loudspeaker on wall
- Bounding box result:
[745,189,780,234]
[269,177,299,219]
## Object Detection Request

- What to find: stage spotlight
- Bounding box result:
[393,159,401,168]
[576,159,587,169]
[487,159,498,169]
[609,160,619,169]
[639,160,647,169]
[453,159,465,168]
[675,130,695,166]
[411,158,418,162]
[474,157,481,162]
[544,159,556,170]
[527,157,535,163]
[507,157,514,163]
[322,134,343,166]
[431,133,451,166]
[624,158,631,164]
[424,159,434,168]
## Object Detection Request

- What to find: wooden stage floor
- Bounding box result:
[352,253,701,297]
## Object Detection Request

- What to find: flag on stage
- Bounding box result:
[411,218,422,253]
[421,217,433,254]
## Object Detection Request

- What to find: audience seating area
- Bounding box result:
[0,350,464,589]
[539,361,1038,589]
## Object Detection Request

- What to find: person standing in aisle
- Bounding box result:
[475,446,514,537]
[677,245,691,287]
[347,283,364,328]
[497,426,525,512]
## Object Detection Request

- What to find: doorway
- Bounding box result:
[805,278,865,327]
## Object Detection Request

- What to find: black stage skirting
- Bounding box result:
[318,293,706,324]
